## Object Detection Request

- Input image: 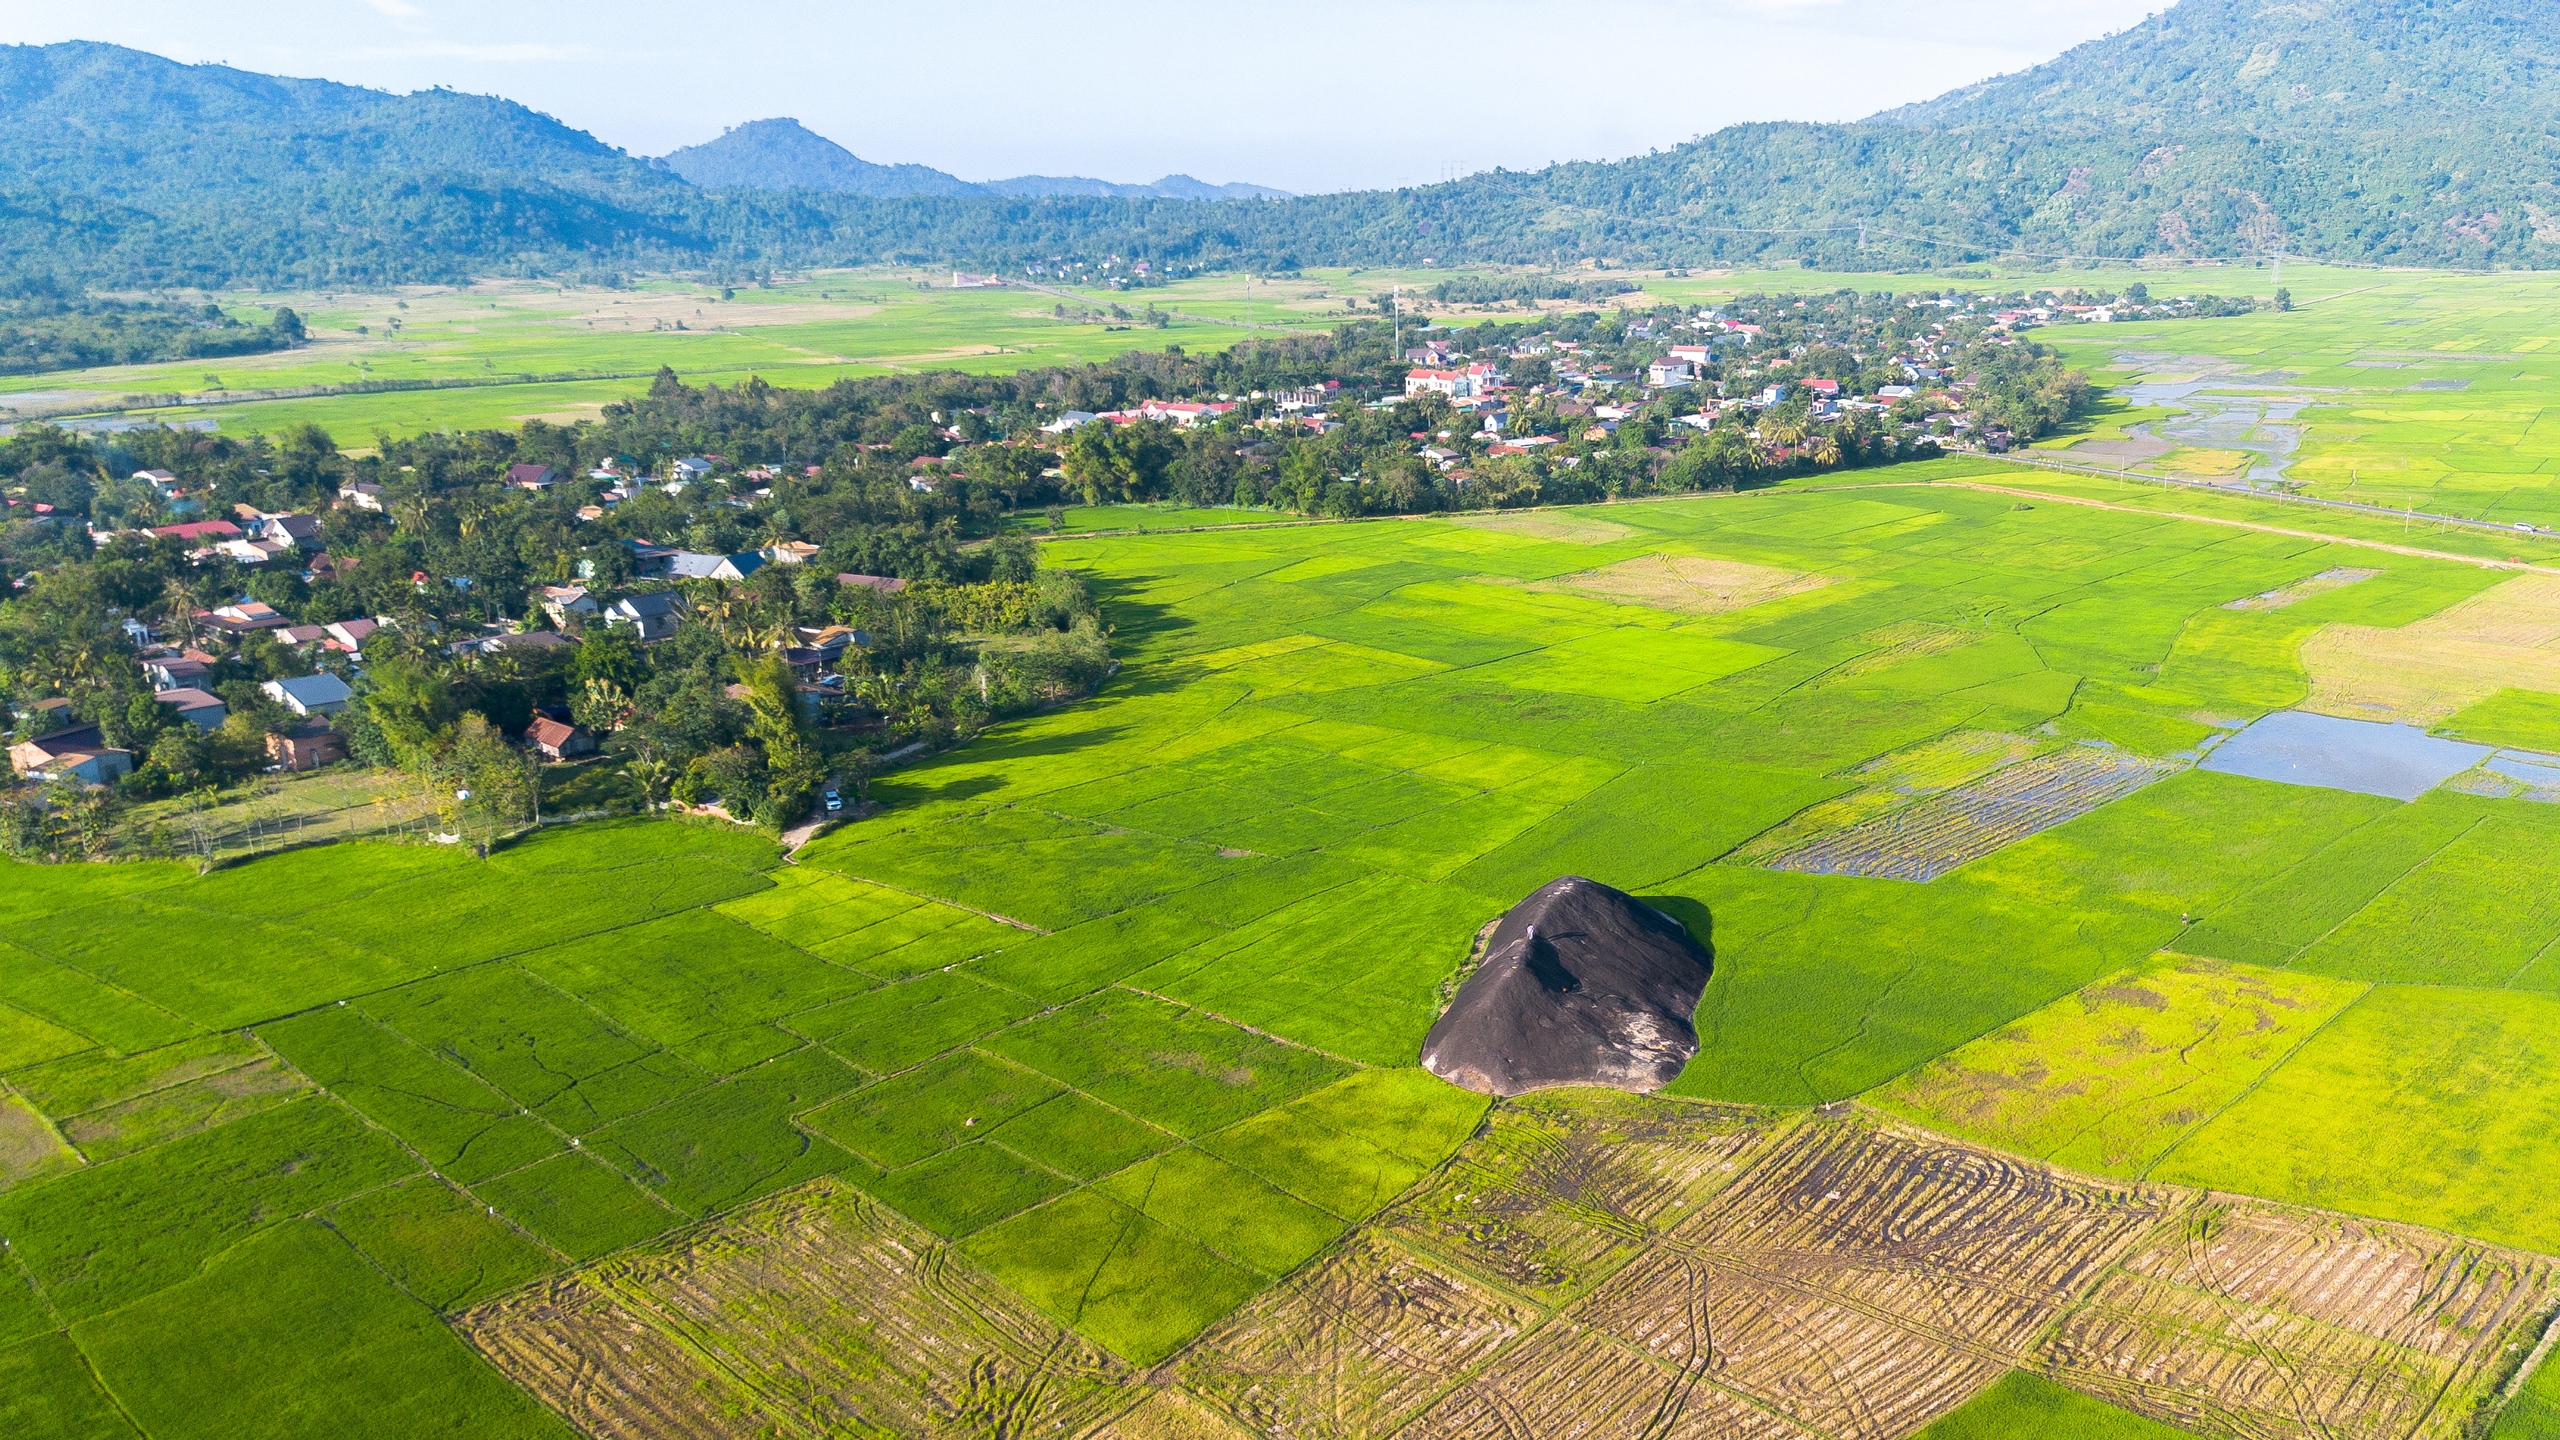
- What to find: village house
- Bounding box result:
[504,463,559,491]
[481,630,574,658]
[142,650,215,691]
[603,591,685,641]
[266,720,346,772]
[536,584,598,627]
[667,551,763,582]
[528,717,597,761]
[153,687,228,732]
[337,481,385,511]
[763,541,822,567]
[324,617,386,657]
[149,519,241,547]
[200,600,289,633]
[264,673,354,717]
[7,723,131,784]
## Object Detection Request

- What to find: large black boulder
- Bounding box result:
[1419,876,1711,1097]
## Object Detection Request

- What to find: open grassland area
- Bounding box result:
[23,471,2560,1434]
[2039,270,2560,529]
[0,270,1275,441]
[0,258,2375,444]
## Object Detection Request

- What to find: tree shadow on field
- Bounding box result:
[1082,573,1190,645]
[861,772,1012,813]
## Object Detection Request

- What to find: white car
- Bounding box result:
[824,791,843,812]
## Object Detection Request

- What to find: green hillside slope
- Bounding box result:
[4,0,2558,286]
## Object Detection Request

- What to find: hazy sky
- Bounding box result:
[0,1,2167,193]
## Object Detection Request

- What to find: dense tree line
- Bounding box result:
[0,274,304,375]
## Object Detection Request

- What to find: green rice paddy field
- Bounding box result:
[19,458,2560,1434]
[2040,269,2560,526]
[0,257,2389,445]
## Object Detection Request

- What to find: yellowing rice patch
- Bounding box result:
[2304,572,2560,723]
[1530,552,1831,615]
[1454,510,1637,544]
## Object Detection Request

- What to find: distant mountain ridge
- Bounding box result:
[658,118,1289,202]
[3,2,2558,291]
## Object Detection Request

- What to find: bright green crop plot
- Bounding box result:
[71,1221,573,1440]
[2154,986,2560,1254]
[2442,688,2560,754]
[1915,1372,2197,1440]
[323,1177,558,1311]
[20,478,2560,1410]
[2495,1353,2560,1440]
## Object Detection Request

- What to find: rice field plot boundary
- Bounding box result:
[2038,1198,2556,1440]
[463,1177,1133,1440]
[1162,1105,2557,1440]
[1766,747,2185,882]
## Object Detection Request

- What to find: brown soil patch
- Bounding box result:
[1399,1318,1811,1439]
[464,1178,1129,1438]
[1383,1089,1775,1306]
[1529,553,1831,614]
[1181,1233,1534,1439]
[58,1056,309,1162]
[1820,620,1979,684]
[0,1094,79,1190]
[1081,1390,1261,1439]
[2304,573,2560,723]
[464,1277,760,1440]
[2224,566,2382,611]
[1457,512,1639,545]
[2042,1202,2552,1438]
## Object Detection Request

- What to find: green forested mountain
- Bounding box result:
[658,119,989,199]
[3,0,2558,289]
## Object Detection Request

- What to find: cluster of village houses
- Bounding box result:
[8,455,902,791]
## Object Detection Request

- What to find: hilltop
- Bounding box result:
[659,118,1287,201]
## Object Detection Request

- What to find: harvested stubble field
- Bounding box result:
[21,471,2560,1435]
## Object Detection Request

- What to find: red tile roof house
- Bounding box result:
[150,520,242,545]
[528,717,596,760]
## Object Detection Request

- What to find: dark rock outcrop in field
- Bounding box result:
[1421,876,1711,1098]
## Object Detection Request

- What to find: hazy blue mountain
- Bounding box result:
[659,117,1287,202]
[981,173,1290,201]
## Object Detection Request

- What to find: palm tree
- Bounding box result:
[159,574,205,642]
